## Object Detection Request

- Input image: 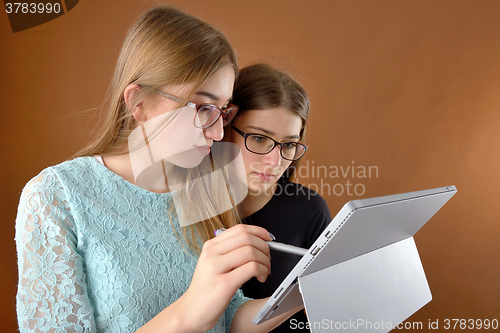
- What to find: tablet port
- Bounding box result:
[311,246,321,255]
[274,288,283,298]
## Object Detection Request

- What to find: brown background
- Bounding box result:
[1,0,499,331]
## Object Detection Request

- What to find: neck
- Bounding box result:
[102,153,172,193]
[242,182,278,218]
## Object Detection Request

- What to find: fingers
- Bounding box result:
[201,224,272,283]
[209,230,270,257]
[183,225,273,330]
[218,244,271,278]
[228,260,270,285]
[210,224,273,244]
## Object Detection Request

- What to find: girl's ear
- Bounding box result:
[123,84,145,122]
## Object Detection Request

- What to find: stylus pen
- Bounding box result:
[214,228,308,256]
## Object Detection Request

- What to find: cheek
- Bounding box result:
[241,149,262,174]
[283,160,293,171]
[276,160,293,177]
[232,137,256,173]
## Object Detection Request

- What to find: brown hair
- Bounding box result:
[75,5,240,254]
[230,63,309,180]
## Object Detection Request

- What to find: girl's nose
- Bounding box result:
[203,116,224,141]
[262,145,282,167]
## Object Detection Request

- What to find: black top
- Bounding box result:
[242,177,332,332]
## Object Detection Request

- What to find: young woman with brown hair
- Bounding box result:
[227,63,332,332]
[15,6,300,333]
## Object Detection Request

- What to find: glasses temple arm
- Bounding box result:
[156,91,185,104]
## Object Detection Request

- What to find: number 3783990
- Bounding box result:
[5,3,61,14]
[444,319,498,330]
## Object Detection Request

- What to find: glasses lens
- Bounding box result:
[194,105,220,128]
[282,143,306,160]
[221,105,239,126]
[246,135,275,154]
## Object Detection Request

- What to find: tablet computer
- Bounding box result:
[252,185,457,325]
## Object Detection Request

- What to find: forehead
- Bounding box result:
[194,65,235,102]
[235,107,303,137]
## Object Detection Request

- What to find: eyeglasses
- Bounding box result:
[155,91,239,129]
[231,125,308,161]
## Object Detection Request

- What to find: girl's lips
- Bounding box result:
[194,145,210,155]
[253,172,275,181]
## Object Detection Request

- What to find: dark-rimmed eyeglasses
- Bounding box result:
[155,91,239,129]
[231,125,308,161]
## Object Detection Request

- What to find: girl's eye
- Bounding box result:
[198,109,210,115]
[283,142,297,149]
[197,106,214,114]
[251,135,267,143]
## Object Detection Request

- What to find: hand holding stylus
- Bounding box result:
[170,224,272,331]
[215,228,308,256]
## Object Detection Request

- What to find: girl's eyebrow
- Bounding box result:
[193,91,219,101]
[247,125,300,140]
[193,91,233,104]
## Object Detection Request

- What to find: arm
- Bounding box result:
[18,172,275,332]
[142,188,331,332]
[230,298,304,333]
[16,171,97,332]
[137,224,274,332]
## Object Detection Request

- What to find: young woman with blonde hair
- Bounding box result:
[15,6,300,333]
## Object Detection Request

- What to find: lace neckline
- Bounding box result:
[85,156,173,199]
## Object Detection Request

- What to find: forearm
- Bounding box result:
[135,292,217,333]
[140,224,275,333]
[230,298,304,333]
[134,297,193,333]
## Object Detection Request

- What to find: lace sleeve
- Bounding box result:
[223,288,251,332]
[15,170,96,333]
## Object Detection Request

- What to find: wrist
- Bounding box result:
[176,289,219,332]
[135,295,201,333]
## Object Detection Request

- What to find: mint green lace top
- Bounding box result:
[15,156,248,332]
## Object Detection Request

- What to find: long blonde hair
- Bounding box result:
[77,4,238,157]
[76,5,240,253]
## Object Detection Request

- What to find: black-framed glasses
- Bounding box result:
[232,125,308,161]
[155,91,239,129]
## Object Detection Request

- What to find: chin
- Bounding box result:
[166,151,206,169]
[247,179,273,195]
